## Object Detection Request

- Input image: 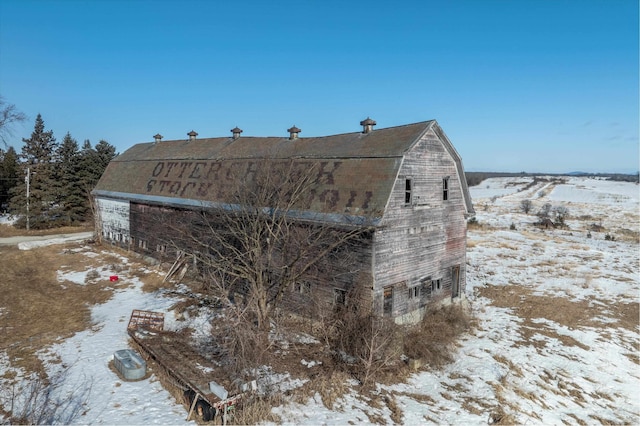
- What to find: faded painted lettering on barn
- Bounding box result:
[144,160,373,210]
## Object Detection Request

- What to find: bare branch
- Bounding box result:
[0,95,27,146]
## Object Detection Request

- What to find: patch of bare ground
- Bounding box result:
[393,390,435,405]
[0,244,115,375]
[477,284,639,339]
[616,227,640,243]
[0,242,169,378]
[376,390,403,424]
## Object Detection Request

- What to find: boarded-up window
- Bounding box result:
[409,286,420,299]
[452,265,460,298]
[295,281,311,295]
[383,287,393,316]
[443,177,449,201]
[405,179,412,205]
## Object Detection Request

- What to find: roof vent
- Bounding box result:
[153,133,163,143]
[360,117,376,134]
[231,126,243,140]
[187,130,198,141]
[287,125,301,140]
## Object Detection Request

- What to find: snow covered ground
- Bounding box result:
[1,176,638,425]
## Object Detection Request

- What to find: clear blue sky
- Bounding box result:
[1,0,638,173]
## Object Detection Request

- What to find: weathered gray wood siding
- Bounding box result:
[372,128,467,320]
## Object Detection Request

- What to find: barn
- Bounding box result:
[93,119,475,323]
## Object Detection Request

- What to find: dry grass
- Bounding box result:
[0,243,114,375]
[0,223,92,238]
[0,240,170,380]
[478,284,639,335]
[403,303,471,368]
[233,395,283,425]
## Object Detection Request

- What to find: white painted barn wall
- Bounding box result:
[97,198,130,243]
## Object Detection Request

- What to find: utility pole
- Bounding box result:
[25,167,30,231]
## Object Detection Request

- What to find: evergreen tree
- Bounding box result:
[0,146,20,211]
[74,139,117,221]
[21,114,57,165]
[9,114,58,229]
[95,139,117,170]
[54,132,83,224]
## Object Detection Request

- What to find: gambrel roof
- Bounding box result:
[93,120,475,224]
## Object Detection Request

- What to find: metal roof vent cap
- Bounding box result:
[360,117,376,134]
[231,126,243,140]
[187,130,198,141]
[153,133,163,143]
[287,125,301,140]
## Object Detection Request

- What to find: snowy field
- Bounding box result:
[1,176,638,425]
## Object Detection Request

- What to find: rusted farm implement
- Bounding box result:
[127,309,243,423]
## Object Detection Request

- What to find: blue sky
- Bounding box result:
[0,0,638,173]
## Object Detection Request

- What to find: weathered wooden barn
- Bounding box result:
[93,119,475,323]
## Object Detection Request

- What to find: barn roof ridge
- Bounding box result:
[144,120,436,144]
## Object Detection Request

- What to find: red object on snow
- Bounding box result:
[110,275,119,282]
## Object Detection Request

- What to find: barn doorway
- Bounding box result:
[383,287,393,316]
[451,265,460,298]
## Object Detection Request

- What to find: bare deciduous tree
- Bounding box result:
[520,199,532,214]
[156,159,375,334]
[553,205,569,225]
[538,203,552,219]
[0,95,27,147]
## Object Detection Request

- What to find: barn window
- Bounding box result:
[431,279,441,292]
[404,179,412,205]
[138,239,147,249]
[409,285,420,299]
[334,288,346,305]
[295,281,311,295]
[443,177,449,201]
[383,286,393,316]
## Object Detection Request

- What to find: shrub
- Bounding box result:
[520,199,532,214]
[403,303,471,368]
[85,270,100,283]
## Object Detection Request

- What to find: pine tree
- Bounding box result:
[9,114,58,229]
[21,114,57,165]
[54,132,83,224]
[74,139,117,221]
[0,146,20,211]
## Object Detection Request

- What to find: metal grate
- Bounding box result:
[127,309,165,331]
